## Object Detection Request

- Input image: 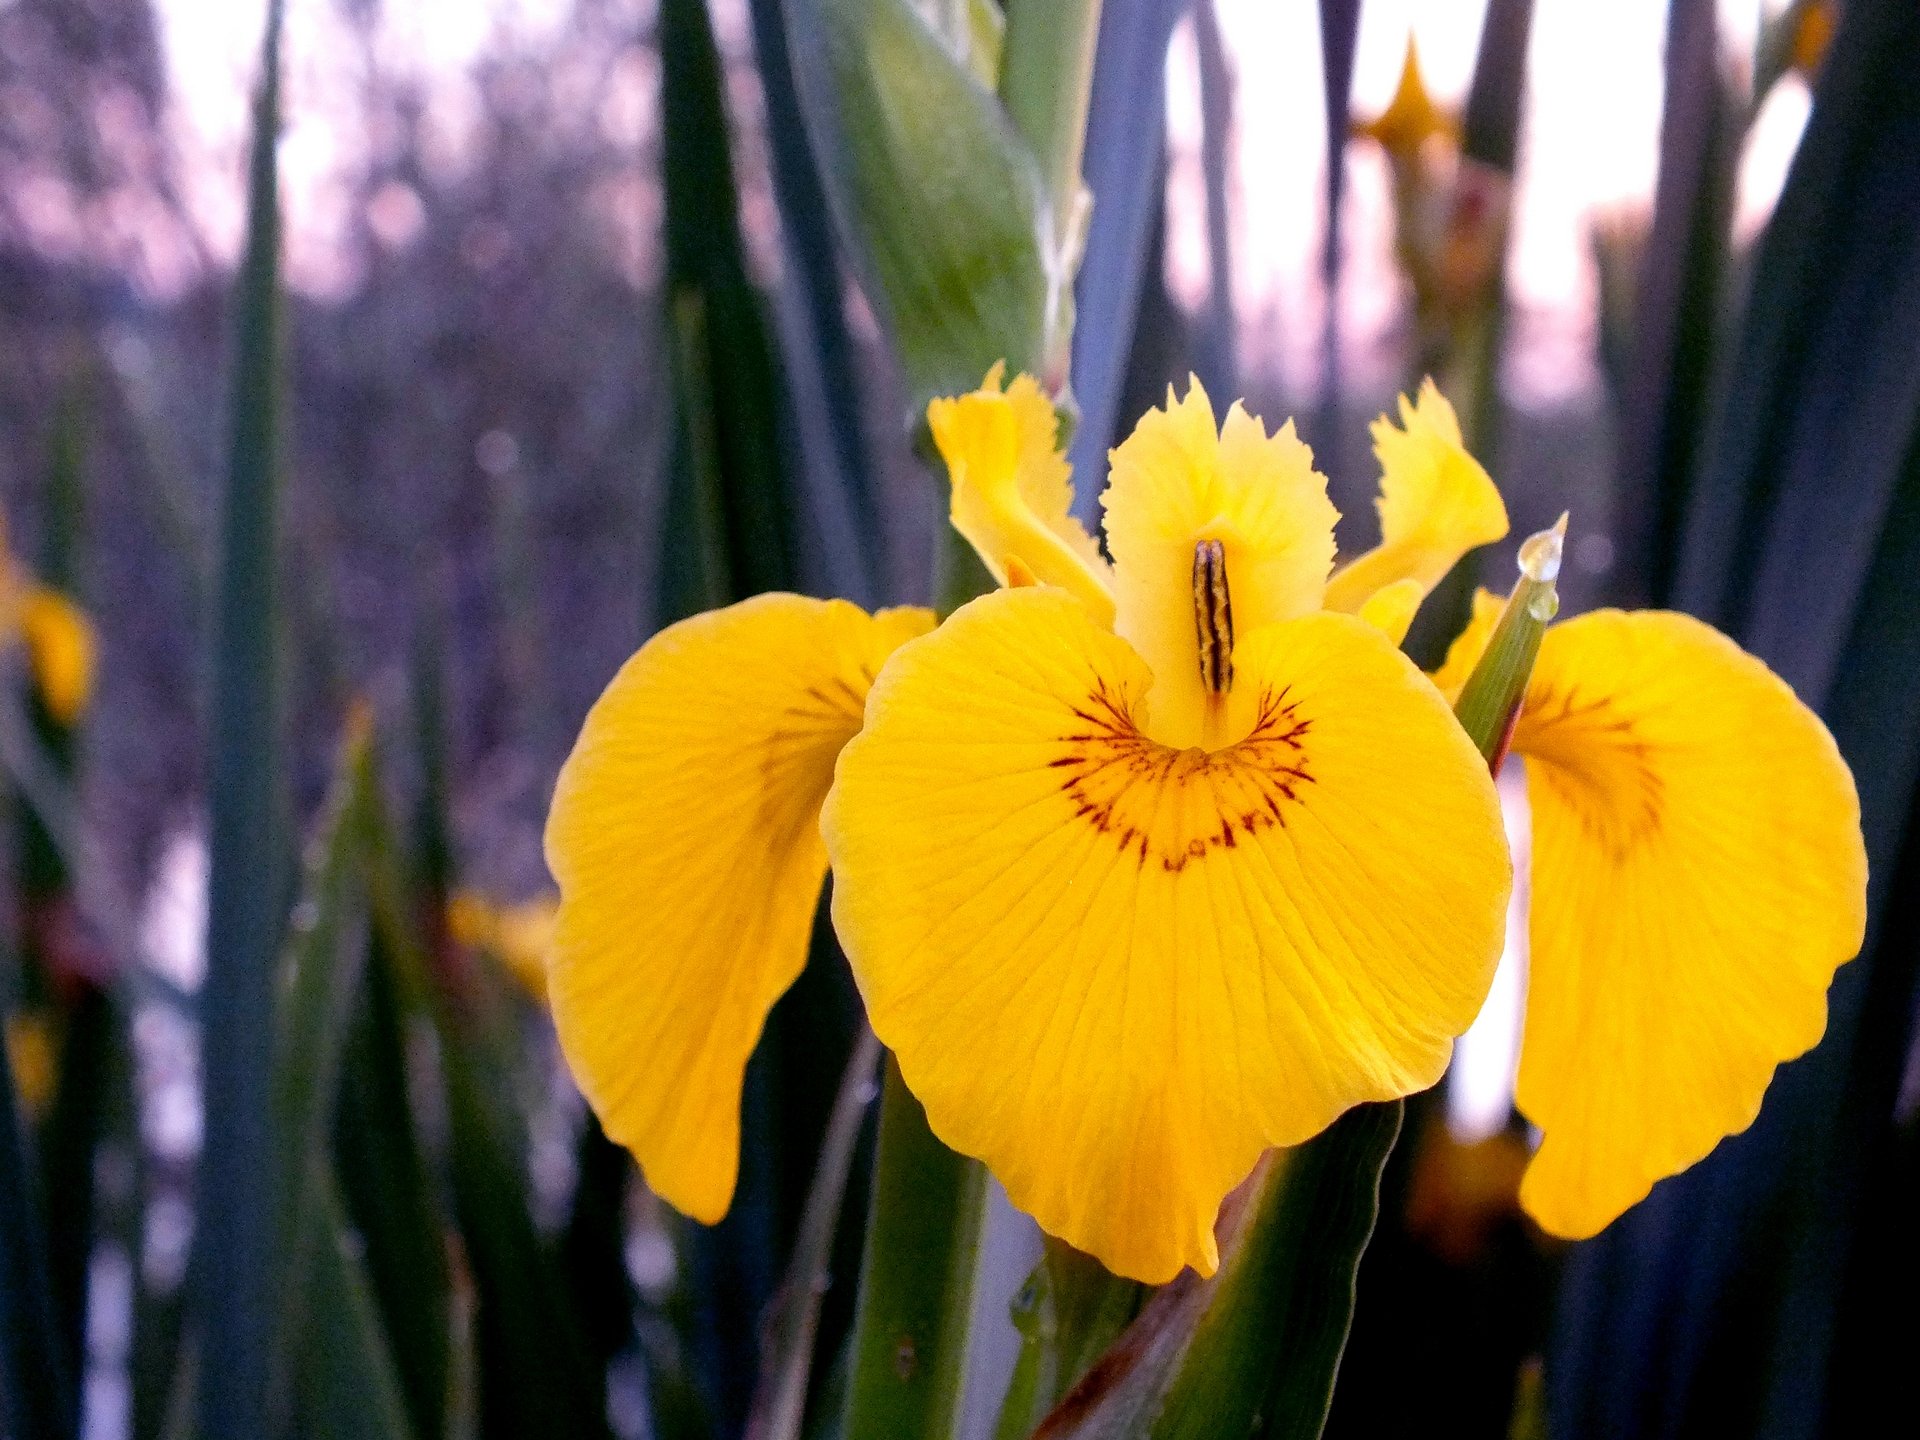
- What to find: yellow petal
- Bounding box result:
[823,587,1510,1282]
[1428,587,1504,702]
[544,593,933,1221]
[1357,577,1424,646]
[1101,378,1338,749]
[1510,611,1867,1237]
[928,365,1115,622]
[1353,37,1458,161]
[19,586,97,725]
[1324,381,1509,616]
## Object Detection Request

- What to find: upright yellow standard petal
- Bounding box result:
[1101,379,1338,748]
[928,365,1114,621]
[545,594,933,1221]
[1510,611,1866,1237]
[1324,382,1509,616]
[824,587,1510,1283]
[18,586,97,725]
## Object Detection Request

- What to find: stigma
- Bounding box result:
[1192,539,1235,695]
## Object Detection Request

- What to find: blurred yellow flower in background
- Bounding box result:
[0,512,96,725]
[1353,38,1458,168]
[825,374,1511,1282]
[5,1010,58,1120]
[447,889,561,1000]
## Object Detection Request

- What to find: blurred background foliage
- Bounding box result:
[0,0,1914,1437]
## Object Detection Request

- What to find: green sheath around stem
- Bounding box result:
[840,1059,988,1440]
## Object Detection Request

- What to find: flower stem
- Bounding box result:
[1452,516,1566,764]
[839,1058,988,1440]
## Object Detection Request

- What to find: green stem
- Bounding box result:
[1452,518,1567,764]
[840,1059,987,1440]
[993,1241,1142,1436]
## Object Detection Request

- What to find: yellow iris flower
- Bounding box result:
[543,365,1864,1282]
[547,368,1516,1282]
[1432,590,1865,1238]
[827,373,1513,1281]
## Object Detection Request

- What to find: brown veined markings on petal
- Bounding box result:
[1048,680,1316,871]
[1514,683,1667,858]
[758,671,871,806]
[825,589,1510,1281]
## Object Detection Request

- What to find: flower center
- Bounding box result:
[1192,539,1235,696]
[1191,538,1242,749]
[1052,678,1315,874]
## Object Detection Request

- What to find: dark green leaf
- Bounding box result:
[0,991,76,1440]
[196,2,289,1435]
[1031,1104,1403,1440]
[332,924,452,1440]
[290,1173,419,1440]
[659,0,797,619]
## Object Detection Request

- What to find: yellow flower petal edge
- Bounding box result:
[823,586,1510,1283]
[1510,611,1867,1237]
[19,585,97,725]
[1324,381,1509,617]
[1101,377,1338,749]
[928,364,1114,623]
[1357,577,1424,647]
[1429,587,1504,701]
[545,593,933,1221]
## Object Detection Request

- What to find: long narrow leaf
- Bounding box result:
[746,0,885,598]
[196,3,289,1436]
[267,719,379,1429]
[1065,0,1190,517]
[291,1172,420,1440]
[332,924,452,1440]
[1611,0,1735,606]
[0,1004,75,1440]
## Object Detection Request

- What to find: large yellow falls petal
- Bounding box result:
[928,365,1114,621]
[1324,381,1509,616]
[1510,611,1867,1237]
[823,587,1510,1282]
[1101,378,1338,748]
[544,594,933,1221]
